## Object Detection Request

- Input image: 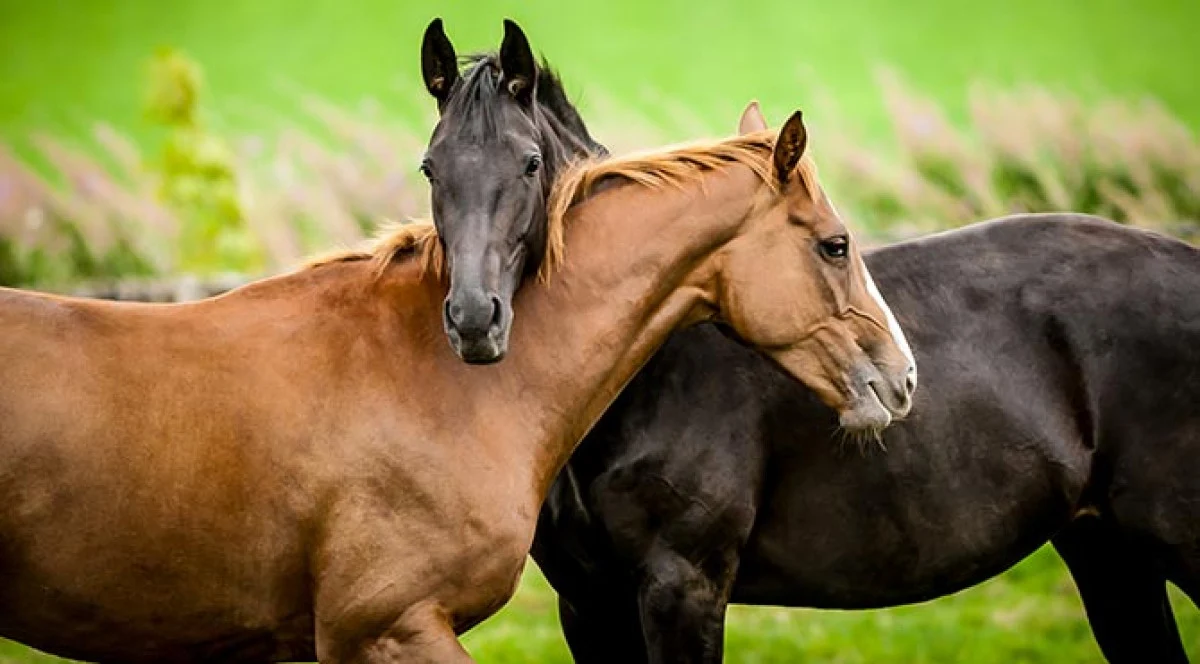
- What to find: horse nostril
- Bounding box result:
[905,367,917,394]
[445,299,463,329]
[488,295,503,331]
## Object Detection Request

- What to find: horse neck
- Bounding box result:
[488,161,767,498]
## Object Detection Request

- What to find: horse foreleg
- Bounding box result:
[1054,518,1189,664]
[637,548,737,664]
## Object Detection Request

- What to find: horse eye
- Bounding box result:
[419,160,434,181]
[818,236,849,261]
[524,154,542,177]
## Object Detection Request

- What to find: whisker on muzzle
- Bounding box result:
[833,422,888,456]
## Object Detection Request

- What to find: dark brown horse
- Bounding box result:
[420,18,606,364]
[532,110,1200,664]
[0,113,914,662]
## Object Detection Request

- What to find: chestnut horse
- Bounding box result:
[0,111,914,662]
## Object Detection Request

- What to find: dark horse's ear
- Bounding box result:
[499,19,537,105]
[773,110,808,186]
[422,18,459,106]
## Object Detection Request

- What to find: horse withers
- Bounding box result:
[0,109,914,662]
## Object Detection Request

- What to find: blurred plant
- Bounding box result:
[145,47,264,273]
[0,96,432,289]
[231,95,430,266]
[824,70,1200,243]
[0,133,165,287]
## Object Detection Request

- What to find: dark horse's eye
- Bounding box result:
[524,154,542,177]
[419,160,434,181]
[818,235,850,261]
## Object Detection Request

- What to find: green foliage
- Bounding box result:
[0,46,268,289]
[145,48,263,274]
[53,221,155,285]
[144,46,201,128]
[0,185,158,289]
[0,239,153,290]
[0,237,25,287]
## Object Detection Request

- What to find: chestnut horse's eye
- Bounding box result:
[524,153,542,177]
[818,235,849,261]
[419,160,434,181]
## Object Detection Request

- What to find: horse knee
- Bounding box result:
[640,551,733,613]
[637,554,732,664]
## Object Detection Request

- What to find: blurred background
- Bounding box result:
[0,0,1197,661]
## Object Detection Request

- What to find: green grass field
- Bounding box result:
[1,546,1196,663]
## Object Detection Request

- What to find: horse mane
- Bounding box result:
[304,130,823,281]
[528,58,606,156]
[302,220,443,278]
[546,129,822,237]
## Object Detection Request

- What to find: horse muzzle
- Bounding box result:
[839,361,916,432]
[443,289,511,364]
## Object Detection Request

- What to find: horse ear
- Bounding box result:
[738,101,768,135]
[773,110,808,185]
[500,19,537,104]
[422,18,458,106]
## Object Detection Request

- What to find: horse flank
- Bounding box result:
[305,129,824,283]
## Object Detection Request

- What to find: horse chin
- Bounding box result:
[453,338,507,365]
[447,329,509,365]
[837,390,893,436]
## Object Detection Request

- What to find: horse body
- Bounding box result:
[535,214,1200,663]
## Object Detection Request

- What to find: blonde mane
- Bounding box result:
[304,218,446,278]
[304,129,824,281]
[303,220,444,279]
